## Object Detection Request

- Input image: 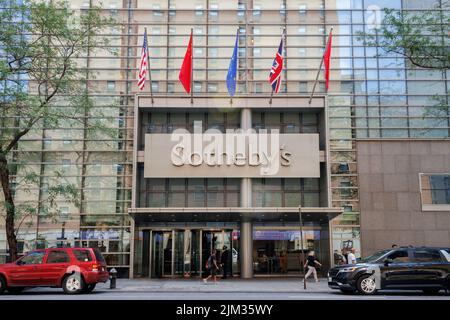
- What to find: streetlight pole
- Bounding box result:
[299,206,306,289]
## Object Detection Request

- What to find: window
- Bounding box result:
[195,5,203,16]
[299,4,306,14]
[47,251,70,263]
[209,4,218,17]
[59,207,69,221]
[386,250,410,263]
[73,250,93,262]
[62,159,71,171]
[107,81,115,92]
[420,173,450,211]
[18,251,45,265]
[413,250,443,263]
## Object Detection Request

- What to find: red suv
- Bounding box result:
[0,247,109,295]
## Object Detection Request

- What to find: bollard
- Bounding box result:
[109,268,117,289]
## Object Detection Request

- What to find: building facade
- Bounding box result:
[0,0,449,278]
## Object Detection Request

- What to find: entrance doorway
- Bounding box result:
[253,229,323,275]
[151,231,173,277]
[144,229,238,278]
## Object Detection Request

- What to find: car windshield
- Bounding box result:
[358,249,391,263]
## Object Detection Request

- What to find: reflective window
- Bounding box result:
[420,174,450,208]
[413,250,443,263]
[47,251,70,263]
[18,252,46,265]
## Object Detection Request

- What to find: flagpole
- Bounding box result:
[230,28,239,107]
[308,27,333,105]
[145,27,154,105]
[269,89,274,105]
[190,28,193,105]
[269,28,285,106]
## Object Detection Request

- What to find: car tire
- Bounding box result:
[62,273,85,294]
[422,288,440,295]
[0,277,6,295]
[7,287,24,294]
[340,287,356,294]
[82,284,96,294]
[356,274,377,295]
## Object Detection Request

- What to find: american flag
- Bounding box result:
[138,30,148,90]
[269,38,283,93]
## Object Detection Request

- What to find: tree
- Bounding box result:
[0,0,113,261]
[362,4,450,69]
[360,3,449,131]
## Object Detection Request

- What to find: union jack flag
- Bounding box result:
[138,30,148,90]
[269,38,283,93]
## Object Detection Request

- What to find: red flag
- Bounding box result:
[179,31,193,93]
[324,30,332,91]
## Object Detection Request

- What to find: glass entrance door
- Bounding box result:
[151,231,173,277]
[202,230,234,276]
[173,230,201,277]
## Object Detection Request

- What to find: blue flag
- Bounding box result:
[226,33,238,97]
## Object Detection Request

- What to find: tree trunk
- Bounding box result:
[0,153,18,262]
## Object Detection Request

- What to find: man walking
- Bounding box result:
[221,246,230,279]
[347,248,357,264]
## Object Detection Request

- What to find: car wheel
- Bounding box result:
[82,284,96,294]
[340,287,356,294]
[356,274,377,295]
[422,288,440,295]
[62,274,85,294]
[7,287,24,294]
[0,277,6,295]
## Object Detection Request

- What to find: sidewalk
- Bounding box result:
[95,278,330,293]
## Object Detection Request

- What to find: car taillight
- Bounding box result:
[89,264,99,272]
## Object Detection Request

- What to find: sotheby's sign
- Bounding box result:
[144,127,320,178]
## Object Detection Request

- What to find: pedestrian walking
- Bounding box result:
[220,246,230,279]
[303,250,322,283]
[203,249,219,284]
[347,248,357,264]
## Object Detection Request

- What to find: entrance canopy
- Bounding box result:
[129,207,343,224]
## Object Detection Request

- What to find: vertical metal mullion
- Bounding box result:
[166,0,171,93]
[149,229,153,277]
[171,229,175,277]
[199,229,203,276]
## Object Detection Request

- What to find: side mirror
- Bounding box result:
[384,258,393,266]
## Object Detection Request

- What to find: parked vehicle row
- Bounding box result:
[0,247,109,295]
[328,247,450,295]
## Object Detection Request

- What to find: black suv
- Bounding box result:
[328,247,450,295]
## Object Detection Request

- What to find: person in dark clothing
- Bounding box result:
[203,250,219,284]
[221,246,231,279]
[303,250,322,282]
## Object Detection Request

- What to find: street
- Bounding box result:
[0,278,449,300]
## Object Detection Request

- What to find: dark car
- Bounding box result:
[328,247,450,295]
[0,247,109,295]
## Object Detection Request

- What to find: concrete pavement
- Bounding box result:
[0,278,449,300]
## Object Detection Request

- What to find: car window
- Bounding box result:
[73,250,93,262]
[414,250,443,263]
[93,248,106,263]
[359,249,391,263]
[441,250,450,262]
[18,252,46,265]
[46,251,70,264]
[386,250,410,263]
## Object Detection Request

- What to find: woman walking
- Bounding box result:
[203,249,219,284]
[304,250,322,283]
